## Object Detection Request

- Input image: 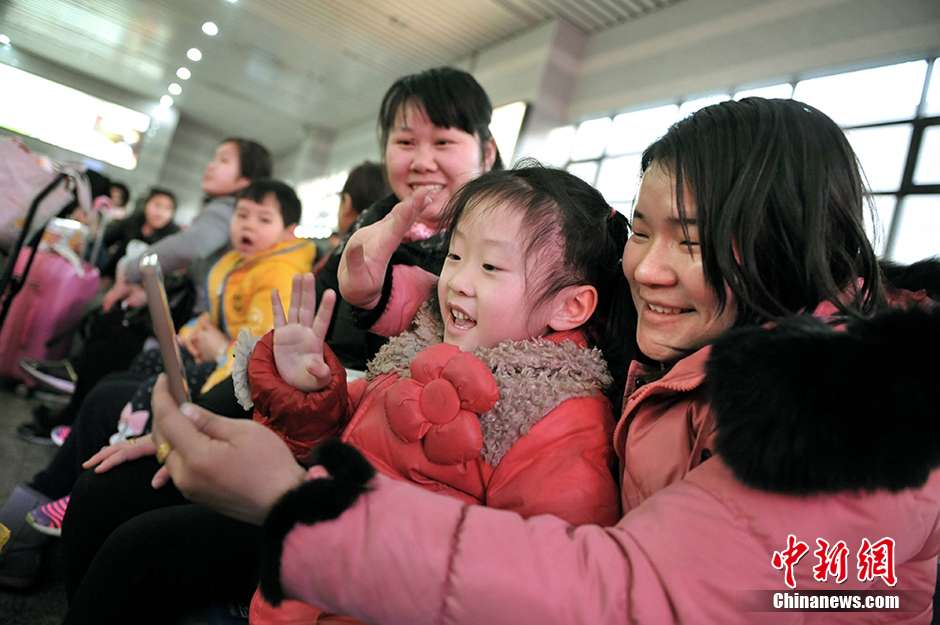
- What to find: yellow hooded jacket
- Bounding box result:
[194,237,315,393]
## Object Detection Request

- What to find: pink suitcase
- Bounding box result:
[0,248,100,385]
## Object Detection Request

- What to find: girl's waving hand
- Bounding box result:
[271,273,336,392]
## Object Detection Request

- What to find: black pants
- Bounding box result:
[61,459,261,625]
[60,377,256,624]
[30,372,145,499]
[30,352,217,500]
[57,307,150,425]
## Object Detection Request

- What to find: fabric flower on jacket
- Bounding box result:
[384,343,499,465]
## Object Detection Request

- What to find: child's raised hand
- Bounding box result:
[190,313,229,363]
[271,273,336,392]
[337,190,430,310]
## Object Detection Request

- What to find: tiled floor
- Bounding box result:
[0,381,69,624]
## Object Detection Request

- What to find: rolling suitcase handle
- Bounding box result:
[0,173,72,333]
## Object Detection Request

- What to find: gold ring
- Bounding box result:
[155,441,172,464]
[129,438,136,446]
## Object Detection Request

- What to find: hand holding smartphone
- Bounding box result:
[140,254,191,406]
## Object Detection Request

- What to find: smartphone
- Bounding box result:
[140,253,191,406]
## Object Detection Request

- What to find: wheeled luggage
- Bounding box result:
[0,248,100,385]
[0,138,97,385]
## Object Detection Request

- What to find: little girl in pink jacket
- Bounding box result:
[243,164,634,623]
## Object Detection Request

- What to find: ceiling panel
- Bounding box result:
[0,0,680,155]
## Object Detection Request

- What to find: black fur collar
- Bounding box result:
[706,305,940,495]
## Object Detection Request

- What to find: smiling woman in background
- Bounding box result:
[319,66,501,370]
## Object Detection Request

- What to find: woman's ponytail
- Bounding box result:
[592,209,635,413]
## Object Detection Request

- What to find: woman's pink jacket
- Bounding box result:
[259,301,940,625]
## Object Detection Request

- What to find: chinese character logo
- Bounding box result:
[813,538,849,583]
[857,537,897,586]
[773,535,897,588]
[772,534,809,589]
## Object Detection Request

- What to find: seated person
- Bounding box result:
[0,178,313,589]
[58,165,632,625]
[108,182,130,220]
[96,187,180,279]
[16,138,271,441]
[315,67,500,371]
[152,98,940,625]
[311,161,387,277]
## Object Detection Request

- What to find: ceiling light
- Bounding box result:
[168,83,182,95]
[187,48,202,61]
[202,22,218,36]
[0,34,10,45]
[160,95,174,108]
[226,0,238,3]
[176,67,191,80]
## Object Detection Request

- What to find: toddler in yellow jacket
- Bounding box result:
[178,178,316,393]
[108,177,315,436]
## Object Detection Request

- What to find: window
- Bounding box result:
[0,63,150,170]
[793,61,927,126]
[607,105,678,156]
[914,125,940,185]
[734,83,793,101]
[570,117,612,161]
[677,94,729,119]
[559,57,940,263]
[845,125,913,192]
[891,195,940,264]
[295,171,348,239]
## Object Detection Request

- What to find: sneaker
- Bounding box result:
[18,357,77,394]
[33,388,72,407]
[51,425,71,447]
[16,420,56,446]
[15,405,66,445]
[26,496,69,538]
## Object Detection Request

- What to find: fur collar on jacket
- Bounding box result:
[367,302,612,466]
[707,304,940,495]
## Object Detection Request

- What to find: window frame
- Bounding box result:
[561,56,939,262]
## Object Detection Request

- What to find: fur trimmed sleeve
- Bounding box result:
[232,328,261,409]
[261,472,468,622]
[248,331,353,461]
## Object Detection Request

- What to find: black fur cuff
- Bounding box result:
[259,439,376,606]
[707,306,940,495]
